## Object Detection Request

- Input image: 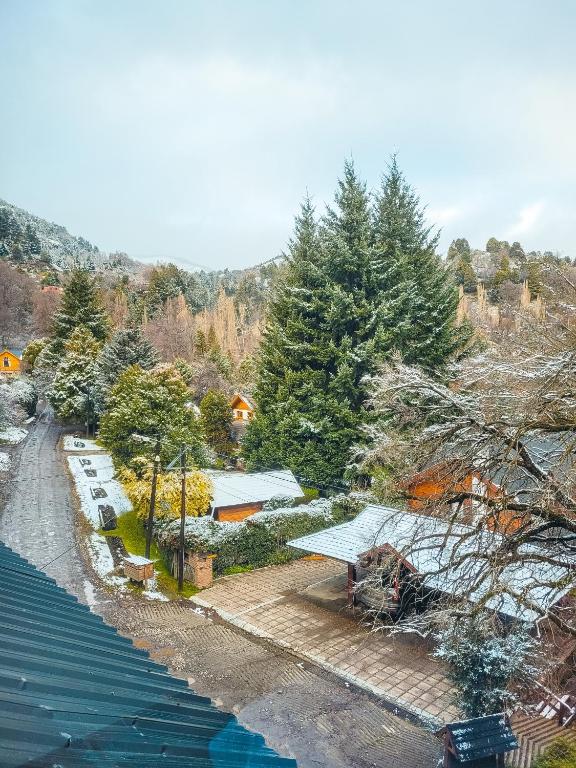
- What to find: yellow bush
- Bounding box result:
[119,460,213,521]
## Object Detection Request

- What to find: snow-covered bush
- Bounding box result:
[0,375,38,424]
[157,499,339,575]
[262,494,297,511]
[434,618,541,717]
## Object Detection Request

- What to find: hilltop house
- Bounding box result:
[230,393,256,442]
[208,469,304,521]
[0,349,21,374]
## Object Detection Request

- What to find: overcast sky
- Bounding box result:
[1,1,575,270]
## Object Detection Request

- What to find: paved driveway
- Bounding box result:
[193,559,459,724]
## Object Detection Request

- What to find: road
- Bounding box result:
[0,412,439,768]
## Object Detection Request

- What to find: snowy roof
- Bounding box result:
[207,470,304,509]
[123,554,153,566]
[288,505,575,622]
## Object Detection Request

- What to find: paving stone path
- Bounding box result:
[192,560,459,724]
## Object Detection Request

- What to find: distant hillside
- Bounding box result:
[0,198,140,273]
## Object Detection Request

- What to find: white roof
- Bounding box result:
[207,470,304,509]
[288,505,574,622]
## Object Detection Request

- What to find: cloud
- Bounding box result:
[507,202,545,238]
[426,205,462,227]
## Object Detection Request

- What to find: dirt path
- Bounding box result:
[0,413,440,768]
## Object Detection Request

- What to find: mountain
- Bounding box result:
[0,198,139,273]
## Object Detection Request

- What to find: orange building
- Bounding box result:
[230,393,255,422]
[0,349,21,375]
[404,461,525,534]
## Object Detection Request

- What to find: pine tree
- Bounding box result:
[199,389,234,455]
[47,326,102,423]
[51,269,109,345]
[245,166,379,484]
[93,327,158,413]
[98,364,206,468]
[244,159,468,485]
[372,158,469,368]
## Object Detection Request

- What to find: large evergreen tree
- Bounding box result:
[98,364,207,469]
[244,159,468,485]
[51,269,109,345]
[372,158,468,368]
[93,326,158,413]
[47,326,101,424]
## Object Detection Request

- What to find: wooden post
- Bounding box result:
[178,446,187,592]
[145,439,161,559]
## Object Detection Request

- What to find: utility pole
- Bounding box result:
[145,438,161,559]
[178,445,187,592]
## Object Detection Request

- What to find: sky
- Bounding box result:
[1,1,575,270]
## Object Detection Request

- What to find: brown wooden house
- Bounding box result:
[208,469,304,522]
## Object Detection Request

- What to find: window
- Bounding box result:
[3,357,9,368]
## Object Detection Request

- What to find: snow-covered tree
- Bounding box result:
[360,344,576,636]
[244,159,467,484]
[93,327,158,413]
[98,364,207,469]
[51,269,108,345]
[47,326,101,423]
[434,618,540,717]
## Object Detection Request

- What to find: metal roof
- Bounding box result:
[288,505,574,622]
[0,540,296,767]
[208,470,303,510]
[438,713,518,761]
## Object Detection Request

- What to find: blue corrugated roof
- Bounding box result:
[0,541,297,767]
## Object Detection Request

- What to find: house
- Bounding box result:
[404,432,576,535]
[41,284,63,294]
[208,469,304,521]
[288,505,575,623]
[230,393,255,422]
[0,540,295,767]
[0,348,21,374]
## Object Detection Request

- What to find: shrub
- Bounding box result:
[157,499,337,575]
[532,738,576,768]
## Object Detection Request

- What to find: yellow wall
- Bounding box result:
[0,351,20,374]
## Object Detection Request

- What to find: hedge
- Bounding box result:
[156,493,373,576]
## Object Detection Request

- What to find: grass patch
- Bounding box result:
[222,564,254,576]
[99,510,198,600]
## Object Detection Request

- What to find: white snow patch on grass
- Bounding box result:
[63,435,103,452]
[68,453,132,528]
[0,453,10,472]
[142,575,169,602]
[0,427,27,445]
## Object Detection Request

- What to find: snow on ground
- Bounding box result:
[142,575,169,602]
[68,452,132,528]
[0,427,27,444]
[87,532,128,588]
[63,435,103,452]
[0,453,10,472]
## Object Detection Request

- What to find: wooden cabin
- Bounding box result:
[208,469,304,522]
[403,461,523,534]
[0,349,21,375]
[230,393,255,422]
